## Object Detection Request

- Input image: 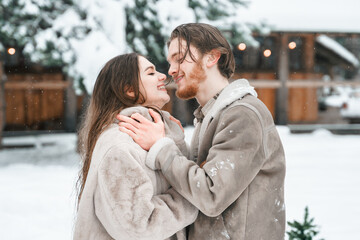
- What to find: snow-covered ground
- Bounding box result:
[0,126,359,239]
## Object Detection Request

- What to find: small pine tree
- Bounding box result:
[287,206,324,240]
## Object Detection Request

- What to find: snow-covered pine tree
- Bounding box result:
[0,0,90,69]
[189,0,247,22]
[125,0,257,74]
[188,0,259,47]
[125,0,167,73]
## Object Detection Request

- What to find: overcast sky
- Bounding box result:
[236,0,360,32]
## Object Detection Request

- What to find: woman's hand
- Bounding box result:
[117,108,165,151]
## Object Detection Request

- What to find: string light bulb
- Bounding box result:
[237,43,246,51]
[288,41,297,50]
[7,48,16,55]
[263,49,272,57]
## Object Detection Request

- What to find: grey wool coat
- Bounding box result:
[146,79,286,240]
[73,107,198,240]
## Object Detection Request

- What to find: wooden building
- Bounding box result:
[167,1,360,126]
[232,32,360,124]
[229,0,360,125]
[0,54,78,133]
[166,31,360,126]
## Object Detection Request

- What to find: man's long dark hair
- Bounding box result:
[168,23,235,79]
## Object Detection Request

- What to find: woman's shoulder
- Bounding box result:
[96,124,134,151]
[120,106,171,121]
[93,123,145,164]
[119,106,152,120]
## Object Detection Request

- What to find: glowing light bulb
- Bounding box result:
[237,43,246,51]
[263,49,271,57]
[8,48,16,55]
[288,41,297,50]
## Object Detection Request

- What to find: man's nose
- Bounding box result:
[168,63,178,76]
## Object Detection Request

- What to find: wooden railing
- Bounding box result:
[248,79,360,88]
[166,79,360,89]
[4,80,70,90]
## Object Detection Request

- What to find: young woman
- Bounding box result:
[73,53,197,240]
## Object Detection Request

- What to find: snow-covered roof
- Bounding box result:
[316,35,360,67]
[236,0,360,33]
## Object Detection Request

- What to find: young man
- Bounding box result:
[118,23,286,239]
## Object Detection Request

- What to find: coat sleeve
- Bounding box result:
[94,143,198,240]
[150,105,266,217]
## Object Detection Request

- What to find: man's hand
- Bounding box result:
[169,115,184,133]
[117,108,165,151]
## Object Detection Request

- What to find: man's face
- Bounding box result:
[167,38,207,99]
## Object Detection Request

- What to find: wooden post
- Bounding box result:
[64,77,77,132]
[303,34,315,72]
[276,33,289,125]
[0,61,5,148]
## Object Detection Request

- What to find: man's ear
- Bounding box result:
[206,49,221,68]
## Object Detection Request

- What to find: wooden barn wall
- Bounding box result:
[287,73,319,123]
[5,73,65,130]
[233,72,277,119]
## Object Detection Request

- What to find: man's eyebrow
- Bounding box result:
[167,52,178,62]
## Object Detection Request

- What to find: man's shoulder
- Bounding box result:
[220,94,274,124]
[221,94,262,112]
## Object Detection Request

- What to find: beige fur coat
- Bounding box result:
[73,106,198,240]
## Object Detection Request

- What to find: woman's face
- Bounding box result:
[138,56,170,108]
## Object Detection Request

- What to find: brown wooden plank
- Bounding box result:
[5,80,70,90]
[42,73,64,81]
[255,73,276,118]
[288,73,321,122]
[40,90,50,121]
[288,87,304,122]
[41,89,64,120]
[303,35,315,72]
[304,86,318,122]
[25,90,42,126]
[5,90,25,125]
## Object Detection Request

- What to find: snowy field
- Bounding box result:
[0,126,359,240]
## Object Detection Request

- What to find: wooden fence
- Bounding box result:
[4,73,71,130]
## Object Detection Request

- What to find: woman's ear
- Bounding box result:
[206,49,221,68]
[126,87,135,97]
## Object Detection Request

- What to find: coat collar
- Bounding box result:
[197,78,257,144]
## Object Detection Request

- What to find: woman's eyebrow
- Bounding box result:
[144,65,155,72]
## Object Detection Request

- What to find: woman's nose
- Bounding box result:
[158,72,166,81]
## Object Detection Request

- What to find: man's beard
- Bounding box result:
[176,61,206,100]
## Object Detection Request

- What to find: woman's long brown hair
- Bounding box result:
[76,53,145,205]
